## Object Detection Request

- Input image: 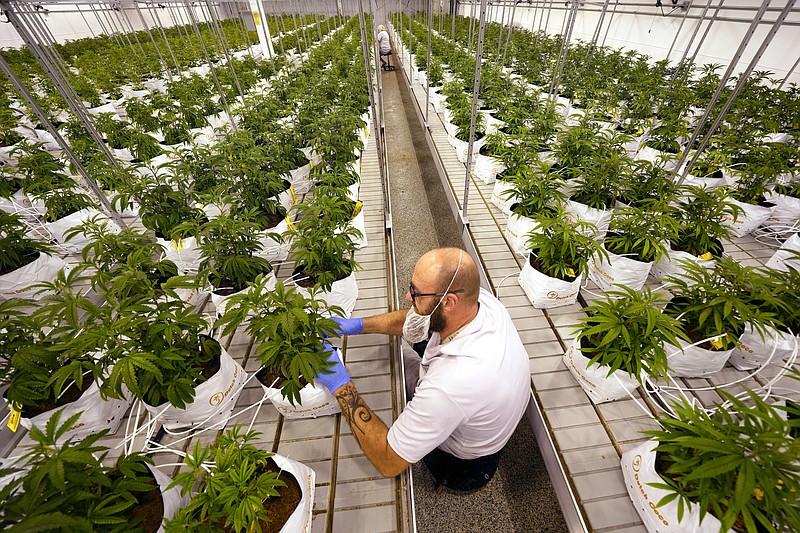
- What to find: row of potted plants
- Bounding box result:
[394,14,799,532]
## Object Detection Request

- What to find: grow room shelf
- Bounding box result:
[401,60,800,533]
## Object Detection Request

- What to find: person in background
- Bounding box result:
[317,247,531,492]
[376,24,392,70]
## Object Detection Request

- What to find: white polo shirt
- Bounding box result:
[387,288,531,462]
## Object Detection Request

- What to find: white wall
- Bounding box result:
[458,0,800,86]
[0,3,223,49]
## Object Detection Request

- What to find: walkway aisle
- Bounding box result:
[382,56,568,532]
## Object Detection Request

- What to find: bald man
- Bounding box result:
[317,247,531,491]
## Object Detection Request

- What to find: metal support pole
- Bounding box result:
[590,0,611,46]
[462,0,489,224]
[497,0,507,58]
[680,0,724,70]
[548,0,579,100]
[675,0,772,176]
[600,0,618,46]
[274,12,286,55]
[3,2,119,170]
[501,0,518,68]
[425,0,432,127]
[183,0,238,132]
[204,0,245,100]
[544,0,554,35]
[75,5,96,39]
[665,0,692,60]
[778,54,800,89]
[110,4,137,53]
[88,3,114,44]
[120,7,148,60]
[0,54,125,229]
[680,0,795,182]
[468,0,476,51]
[357,0,390,228]
[134,3,171,76]
[677,0,719,70]
[150,3,182,76]
[451,0,456,41]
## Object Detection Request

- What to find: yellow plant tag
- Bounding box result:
[699,252,713,260]
[290,186,298,203]
[7,403,21,432]
[709,336,724,350]
[285,215,296,231]
[309,159,314,169]
[566,267,576,278]
[173,239,185,251]
[352,200,363,219]
[635,127,644,136]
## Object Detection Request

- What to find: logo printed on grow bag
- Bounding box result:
[566,346,598,388]
[631,454,669,526]
[209,366,239,406]
[547,290,579,300]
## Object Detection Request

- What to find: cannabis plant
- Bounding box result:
[288,194,361,291]
[672,185,740,257]
[646,390,800,533]
[0,410,161,532]
[0,211,53,275]
[506,162,565,218]
[605,203,679,263]
[525,209,607,280]
[576,287,687,381]
[166,426,286,532]
[217,278,342,405]
[192,212,274,294]
[664,257,783,350]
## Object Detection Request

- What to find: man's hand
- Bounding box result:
[331,316,364,336]
[316,344,351,394]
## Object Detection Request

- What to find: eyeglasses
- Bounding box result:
[409,284,464,302]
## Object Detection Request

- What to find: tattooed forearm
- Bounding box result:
[335,383,373,435]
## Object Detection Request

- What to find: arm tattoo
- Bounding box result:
[335,383,373,435]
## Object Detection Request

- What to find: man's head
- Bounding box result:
[377,24,387,32]
[407,247,480,334]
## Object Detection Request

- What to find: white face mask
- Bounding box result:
[403,250,463,343]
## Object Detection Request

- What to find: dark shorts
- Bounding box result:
[423,447,502,492]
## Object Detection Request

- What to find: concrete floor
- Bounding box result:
[380,55,569,533]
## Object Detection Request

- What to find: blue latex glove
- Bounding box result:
[331,316,364,336]
[316,344,351,393]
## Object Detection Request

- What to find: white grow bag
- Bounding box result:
[44,208,122,254]
[651,246,715,284]
[260,347,344,420]
[505,212,540,257]
[157,236,201,275]
[473,154,505,185]
[15,380,133,444]
[211,272,277,317]
[0,253,68,300]
[348,209,368,250]
[588,247,652,292]
[729,323,799,371]
[289,163,314,195]
[664,337,733,378]
[564,200,611,240]
[562,338,640,404]
[296,271,359,318]
[765,234,800,272]
[451,136,487,164]
[150,464,190,532]
[274,454,316,533]
[256,219,292,263]
[621,440,725,533]
[724,199,773,238]
[490,179,516,214]
[761,192,800,235]
[0,190,45,217]
[143,346,247,431]
[518,256,582,308]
